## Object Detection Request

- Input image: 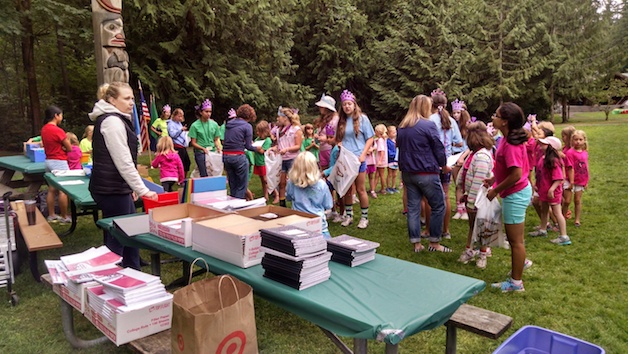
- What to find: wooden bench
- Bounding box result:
[445,304,513,354]
[11,201,63,281]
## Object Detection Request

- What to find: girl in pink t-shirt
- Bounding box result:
[374,124,388,194]
[485,102,532,293]
[560,126,576,219]
[530,136,570,246]
[564,130,589,227]
[65,132,83,170]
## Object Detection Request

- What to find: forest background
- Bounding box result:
[0,0,627,149]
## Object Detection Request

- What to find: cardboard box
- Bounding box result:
[192,217,285,268]
[149,203,229,247]
[84,291,173,346]
[52,281,97,313]
[237,205,322,233]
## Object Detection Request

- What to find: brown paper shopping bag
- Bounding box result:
[171,273,258,354]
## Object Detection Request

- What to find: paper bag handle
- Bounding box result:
[217,275,244,319]
[187,257,210,284]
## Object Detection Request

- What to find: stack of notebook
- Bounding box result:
[327,234,380,267]
[260,226,331,290]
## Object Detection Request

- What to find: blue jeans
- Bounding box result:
[194,150,208,177]
[402,172,446,244]
[223,154,249,199]
[92,193,140,270]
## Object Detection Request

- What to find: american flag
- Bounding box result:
[138,82,151,152]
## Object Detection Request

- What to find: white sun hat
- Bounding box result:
[315,94,337,112]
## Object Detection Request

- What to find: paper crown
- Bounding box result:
[228,108,236,119]
[277,106,287,117]
[431,88,446,98]
[340,89,355,102]
[200,99,212,111]
[527,114,537,123]
[451,99,464,111]
[162,104,171,113]
[523,114,536,132]
[470,116,477,123]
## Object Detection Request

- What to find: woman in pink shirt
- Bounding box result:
[485,102,532,293]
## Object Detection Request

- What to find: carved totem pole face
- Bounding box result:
[92,0,128,85]
[102,18,126,48]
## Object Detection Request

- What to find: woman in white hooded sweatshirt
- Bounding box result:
[88,82,157,270]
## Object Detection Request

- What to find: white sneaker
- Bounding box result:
[476,255,487,269]
[458,249,476,264]
[341,216,353,227]
[357,218,369,229]
[460,213,469,220]
[332,214,344,223]
[452,212,462,220]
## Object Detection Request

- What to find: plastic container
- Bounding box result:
[141,192,179,214]
[82,164,92,176]
[493,325,605,354]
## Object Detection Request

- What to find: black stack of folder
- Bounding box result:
[326,234,380,267]
[259,226,331,290]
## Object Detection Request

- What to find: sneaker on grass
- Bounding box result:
[528,229,548,237]
[550,235,572,246]
[331,214,344,223]
[476,255,487,269]
[357,218,369,229]
[491,278,525,292]
[340,216,353,227]
[457,248,476,264]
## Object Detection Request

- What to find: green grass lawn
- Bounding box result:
[0,112,626,353]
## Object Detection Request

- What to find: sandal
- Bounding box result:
[428,245,453,253]
[413,244,425,253]
[575,221,581,227]
[565,210,572,219]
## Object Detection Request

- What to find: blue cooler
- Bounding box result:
[493,325,605,354]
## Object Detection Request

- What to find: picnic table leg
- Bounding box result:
[150,252,161,276]
[385,343,399,354]
[353,338,368,354]
[445,324,457,354]
[60,296,109,348]
[318,327,353,354]
[29,251,41,282]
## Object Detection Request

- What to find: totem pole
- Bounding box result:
[92,0,129,86]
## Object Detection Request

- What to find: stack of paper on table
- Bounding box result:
[326,234,380,267]
[44,246,123,312]
[260,225,331,290]
[89,268,170,318]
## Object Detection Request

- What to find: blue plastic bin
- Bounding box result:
[493,325,605,354]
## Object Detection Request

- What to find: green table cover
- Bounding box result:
[44,173,95,208]
[0,155,45,174]
[98,217,486,345]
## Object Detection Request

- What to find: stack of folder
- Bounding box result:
[260,226,331,290]
[327,234,380,267]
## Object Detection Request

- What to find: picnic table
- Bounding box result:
[0,155,45,198]
[98,216,486,353]
[43,173,98,237]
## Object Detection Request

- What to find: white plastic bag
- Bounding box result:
[206,151,223,176]
[265,150,282,195]
[329,147,360,197]
[472,186,509,249]
[191,151,223,178]
[181,131,191,147]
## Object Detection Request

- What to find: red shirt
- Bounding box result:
[493,139,529,198]
[41,123,67,160]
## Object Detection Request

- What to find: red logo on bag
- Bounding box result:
[215,331,246,354]
[177,334,184,351]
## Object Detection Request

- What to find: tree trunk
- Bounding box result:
[562,98,568,123]
[55,22,71,101]
[17,0,41,133]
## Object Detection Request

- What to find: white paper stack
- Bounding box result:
[259,226,331,290]
[326,234,380,267]
[95,267,168,306]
